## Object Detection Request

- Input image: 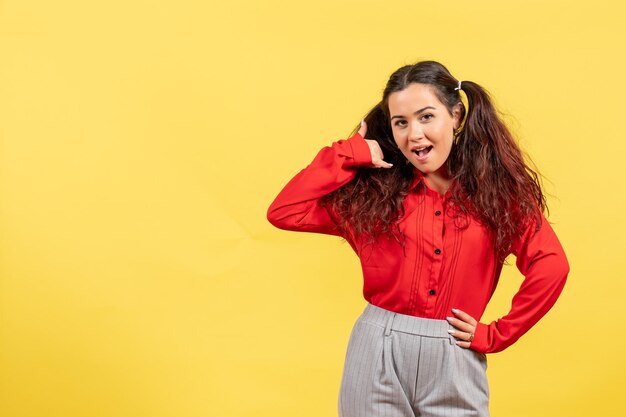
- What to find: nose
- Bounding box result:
[408,121,425,141]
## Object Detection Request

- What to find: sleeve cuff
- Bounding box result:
[470,321,490,354]
[347,132,372,166]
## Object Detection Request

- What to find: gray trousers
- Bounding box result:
[338,303,489,417]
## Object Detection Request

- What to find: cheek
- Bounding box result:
[392,131,402,147]
[431,125,453,144]
[427,124,446,137]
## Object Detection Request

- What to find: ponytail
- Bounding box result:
[448,80,546,261]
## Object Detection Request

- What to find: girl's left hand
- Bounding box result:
[446,308,478,348]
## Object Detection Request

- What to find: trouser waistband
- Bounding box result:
[359,302,455,342]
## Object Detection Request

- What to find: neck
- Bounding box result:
[423,175,452,196]
[423,165,452,196]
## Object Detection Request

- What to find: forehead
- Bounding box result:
[388,83,443,113]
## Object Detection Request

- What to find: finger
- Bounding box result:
[364,138,393,169]
[371,159,393,169]
[358,119,367,138]
[446,316,475,333]
[447,328,474,343]
[451,308,477,326]
[455,340,472,349]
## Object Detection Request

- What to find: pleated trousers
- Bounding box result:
[338,303,489,417]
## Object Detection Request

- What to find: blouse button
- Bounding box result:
[435,210,441,216]
[434,248,441,255]
[429,289,436,295]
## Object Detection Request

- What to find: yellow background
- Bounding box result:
[1,1,623,416]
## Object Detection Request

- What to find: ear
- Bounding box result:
[451,102,463,130]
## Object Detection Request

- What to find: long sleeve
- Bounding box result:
[470,212,570,353]
[266,131,372,236]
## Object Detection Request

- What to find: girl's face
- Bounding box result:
[388,83,462,180]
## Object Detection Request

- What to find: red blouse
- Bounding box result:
[266,131,569,354]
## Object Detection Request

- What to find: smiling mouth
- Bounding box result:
[412,146,433,158]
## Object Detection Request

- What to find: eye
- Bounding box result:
[421,113,434,121]
[394,120,407,127]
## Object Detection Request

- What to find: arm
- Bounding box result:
[266,131,373,236]
[470,213,570,354]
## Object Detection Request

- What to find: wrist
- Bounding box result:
[348,132,373,166]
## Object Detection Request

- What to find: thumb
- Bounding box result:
[358,119,367,138]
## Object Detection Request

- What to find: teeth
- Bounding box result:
[412,145,433,158]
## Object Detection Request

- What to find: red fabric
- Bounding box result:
[267,132,569,353]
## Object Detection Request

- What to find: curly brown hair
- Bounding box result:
[320,60,546,263]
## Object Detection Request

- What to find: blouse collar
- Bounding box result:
[408,167,425,192]
[407,166,453,199]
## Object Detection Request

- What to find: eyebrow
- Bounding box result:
[390,106,436,120]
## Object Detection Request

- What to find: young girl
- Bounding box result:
[266,60,569,417]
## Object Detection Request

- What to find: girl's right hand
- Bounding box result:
[358,119,393,169]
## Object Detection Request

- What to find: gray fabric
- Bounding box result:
[338,303,489,417]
